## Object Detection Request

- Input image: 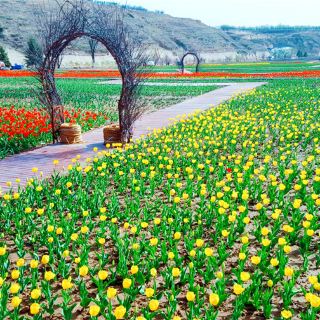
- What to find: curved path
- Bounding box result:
[0,82,266,192]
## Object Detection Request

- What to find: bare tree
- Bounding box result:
[34,0,148,143]
[24,37,43,68]
[163,54,171,66]
[199,54,205,64]
[57,53,64,69]
[152,48,161,66]
[88,38,98,67]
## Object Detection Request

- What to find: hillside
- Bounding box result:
[1,0,320,65]
[222,26,320,60]
[0,0,242,60]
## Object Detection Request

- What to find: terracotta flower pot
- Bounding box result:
[103,124,122,146]
[60,123,82,144]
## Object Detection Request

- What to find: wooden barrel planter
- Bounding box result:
[60,123,82,144]
[103,123,122,146]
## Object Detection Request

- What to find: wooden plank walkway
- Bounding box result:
[0,82,266,192]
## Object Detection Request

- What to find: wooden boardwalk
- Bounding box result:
[0,82,266,192]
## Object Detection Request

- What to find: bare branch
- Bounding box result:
[88,38,98,67]
[180,52,201,73]
[34,0,149,144]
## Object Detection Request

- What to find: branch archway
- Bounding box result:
[180,52,200,74]
[37,0,146,143]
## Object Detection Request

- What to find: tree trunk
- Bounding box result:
[118,102,128,143]
[91,52,95,68]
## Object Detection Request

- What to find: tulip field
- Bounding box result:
[0,78,217,158]
[2,61,320,78]
[0,78,319,319]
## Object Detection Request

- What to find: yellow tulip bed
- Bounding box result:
[0,79,319,319]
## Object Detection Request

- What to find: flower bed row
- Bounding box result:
[2,69,320,78]
[0,80,319,319]
[0,106,108,158]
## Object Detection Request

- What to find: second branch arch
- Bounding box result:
[38,2,145,143]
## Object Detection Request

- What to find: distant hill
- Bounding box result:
[221,25,320,60]
[1,0,320,65]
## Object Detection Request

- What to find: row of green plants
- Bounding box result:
[0,79,319,319]
[146,61,320,74]
[0,78,217,158]
[0,78,218,110]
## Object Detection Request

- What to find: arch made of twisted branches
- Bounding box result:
[36,0,146,143]
[180,52,200,74]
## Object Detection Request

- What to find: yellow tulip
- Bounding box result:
[233,283,245,295]
[209,293,219,306]
[62,279,73,290]
[145,288,155,298]
[130,265,139,275]
[11,296,22,308]
[98,270,108,281]
[79,265,89,277]
[186,291,196,302]
[11,269,20,280]
[0,247,6,256]
[148,299,159,311]
[122,278,132,289]
[107,287,117,299]
[44,271,55,281]
[113,305,126,319]
[30,303,41,315]
[172,267,181,277]
[89,304,100,317]
[31,288,41,300]
[281,310,292,319]
[10,283,20,294]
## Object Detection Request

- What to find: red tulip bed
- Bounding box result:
[0,106,108,158]
[2,69,320,79]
